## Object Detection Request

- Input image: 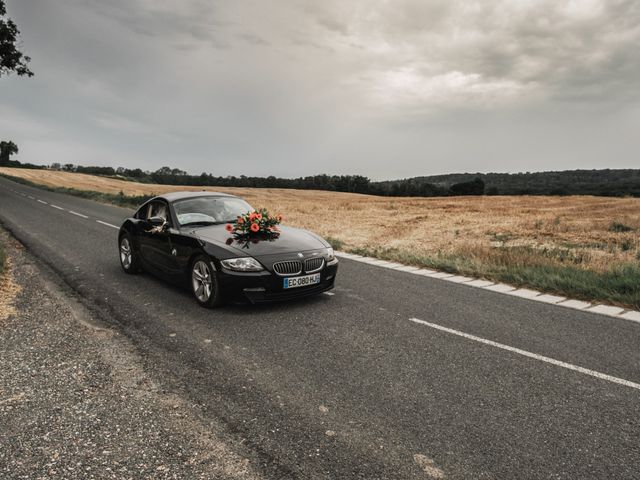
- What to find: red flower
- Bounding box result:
[256,213,262,220]
[250,223,260,233]
[237,216,244,225]
[249,212,258,222]
[225,224,234,232]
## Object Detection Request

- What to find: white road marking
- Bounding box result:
[466,279,494,288]
[557,299,591,310]
[393,265,422,272]
[506,288,541,299]
[27,195,35,199]
[535,294,566,304]
[587,305,625,316]
[444,275,473,283]
[68,210,88,219]
[409,317,640,391]
[620,311,640,323]
[50,204,64,210]
[96,220,119,229]
[427,272,454,279]
[37,199,48,204]
[415,269,436,276]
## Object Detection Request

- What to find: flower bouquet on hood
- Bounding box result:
[226,208,283,239]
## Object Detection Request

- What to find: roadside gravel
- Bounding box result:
[0,229,262,480]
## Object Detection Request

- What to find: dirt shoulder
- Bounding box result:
[0,229,262,480]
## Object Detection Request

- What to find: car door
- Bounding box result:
[138,200,176,274]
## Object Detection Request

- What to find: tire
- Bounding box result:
[191,255,224,308]
[119,233,141,274]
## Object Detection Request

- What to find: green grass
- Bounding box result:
[325,236,345,250]
[348,245,640,310]
[0,173,154,209]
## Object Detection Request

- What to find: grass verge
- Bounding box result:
[0,173,154,209]
[349,245,640,311]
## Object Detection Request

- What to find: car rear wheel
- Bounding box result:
[191,256,223,308]
[119,234,141,273]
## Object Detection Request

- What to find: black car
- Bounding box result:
[118,191,338,307]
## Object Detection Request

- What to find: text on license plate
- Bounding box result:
[283,273,321,289]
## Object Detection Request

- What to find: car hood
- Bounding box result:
[192,224,327,256]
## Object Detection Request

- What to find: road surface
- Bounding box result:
[1,176,639,479]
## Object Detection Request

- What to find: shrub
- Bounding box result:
[609,222,634,233]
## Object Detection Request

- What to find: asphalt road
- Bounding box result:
[1,176,639,479]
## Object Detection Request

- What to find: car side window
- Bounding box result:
[134,205,147,220]
[147,201,171,226]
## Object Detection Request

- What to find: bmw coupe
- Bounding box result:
[118,191,338,307]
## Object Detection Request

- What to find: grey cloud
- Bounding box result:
[2,0,639,179]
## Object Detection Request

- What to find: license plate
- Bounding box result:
[283,273,321,289]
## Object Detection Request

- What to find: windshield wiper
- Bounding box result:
[181,221,217,227]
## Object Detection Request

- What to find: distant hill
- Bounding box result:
[3,157,640,197]
[373,169,640,197]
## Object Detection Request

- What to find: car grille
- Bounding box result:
[304,257,325,273]
[273,260,302,276]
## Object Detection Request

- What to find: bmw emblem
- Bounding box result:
[297,252,304,258]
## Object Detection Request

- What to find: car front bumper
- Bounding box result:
[218,259,338,304]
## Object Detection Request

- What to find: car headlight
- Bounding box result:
[326,247,335,260]
[220,257,264,272]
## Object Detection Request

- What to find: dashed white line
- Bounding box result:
[37,199,48,205]
[50,204,64,210]
[68,210,88,219]
[409,317,640,391]
[96,220,119,229]
[27,195,35,200]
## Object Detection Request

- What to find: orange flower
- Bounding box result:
[249,212,258,222]
[225,224,234,232]
[276,214,283,222]
[250,223,260,233]
[237,216,244,224]
[256,213,262,220]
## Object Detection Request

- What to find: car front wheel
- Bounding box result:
[119,233,141,273]
[191,256,223,308]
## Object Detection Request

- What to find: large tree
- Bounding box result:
[1,0,33,77]
[0,140,18,164]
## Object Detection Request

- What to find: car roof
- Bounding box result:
[155,191,238,203]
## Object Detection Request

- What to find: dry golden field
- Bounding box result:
[2,167,639,308]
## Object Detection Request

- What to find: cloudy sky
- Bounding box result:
[1,0,639,180]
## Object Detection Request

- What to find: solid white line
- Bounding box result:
[68,210,88,219]
[96,220,119,229]
[37,199,48,204]
[409,317,640,391]
[50,204,64,210]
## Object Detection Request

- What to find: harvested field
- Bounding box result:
[2,167,639,308]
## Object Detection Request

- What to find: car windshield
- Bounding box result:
[173,196,253,227]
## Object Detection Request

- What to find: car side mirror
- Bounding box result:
[148,216,166,227]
